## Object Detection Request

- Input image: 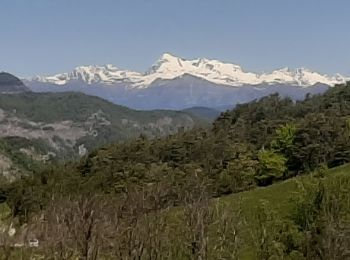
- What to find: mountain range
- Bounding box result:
[26,53,348,110]
[32,53,347,87]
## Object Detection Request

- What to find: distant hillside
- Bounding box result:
[0,72,30,93]
[183,106,221,121]
[0,91,207,177]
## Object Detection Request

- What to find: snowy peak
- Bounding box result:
[33,53,348,87]
[34,65,142,85]
[159,53,182,64]
[139,54,260,87]
[260,67,345,87]
[152,53,245,75]
[146,53,184,74]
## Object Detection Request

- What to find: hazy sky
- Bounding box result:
[1,0,349,77]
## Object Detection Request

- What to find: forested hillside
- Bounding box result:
[2,82,350,259]
[5,82,350,207]
[0,91,208,178]
[33,81,350,195]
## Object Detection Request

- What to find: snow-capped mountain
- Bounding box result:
[32,53,348,88]
[26,53,349,111]
[34,64,143,86]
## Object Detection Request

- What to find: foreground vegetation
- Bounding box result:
[2,82,350,258]
[1,162,350,259]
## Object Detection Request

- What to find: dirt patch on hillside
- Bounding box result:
[0,117,88,148]
[0,109,5,121]
[0,153,18,180]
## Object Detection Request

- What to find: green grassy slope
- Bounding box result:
[1,164,349,259]
[217,164,350,259]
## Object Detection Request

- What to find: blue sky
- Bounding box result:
[0,0,349,77]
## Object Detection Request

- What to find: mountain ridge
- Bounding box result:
[26,74,331,110]
[0,72,31,93]
[31,53,349,88]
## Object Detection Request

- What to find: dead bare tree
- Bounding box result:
[178,174,213,260]
[211,200,243,260]
[29,195,108,260]
[25,174,245,259]
[108,183,172,260]
[306,178,350,259]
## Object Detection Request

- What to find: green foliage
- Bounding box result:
[245,169,350,259]
[216,143,257,194]
[292,177,350,258]
[271,123,297,153]
[229,163,350,259]
[251,200,304,259]
[0,137,50,172]
[214,82,350,173]
[256,150,287,185]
